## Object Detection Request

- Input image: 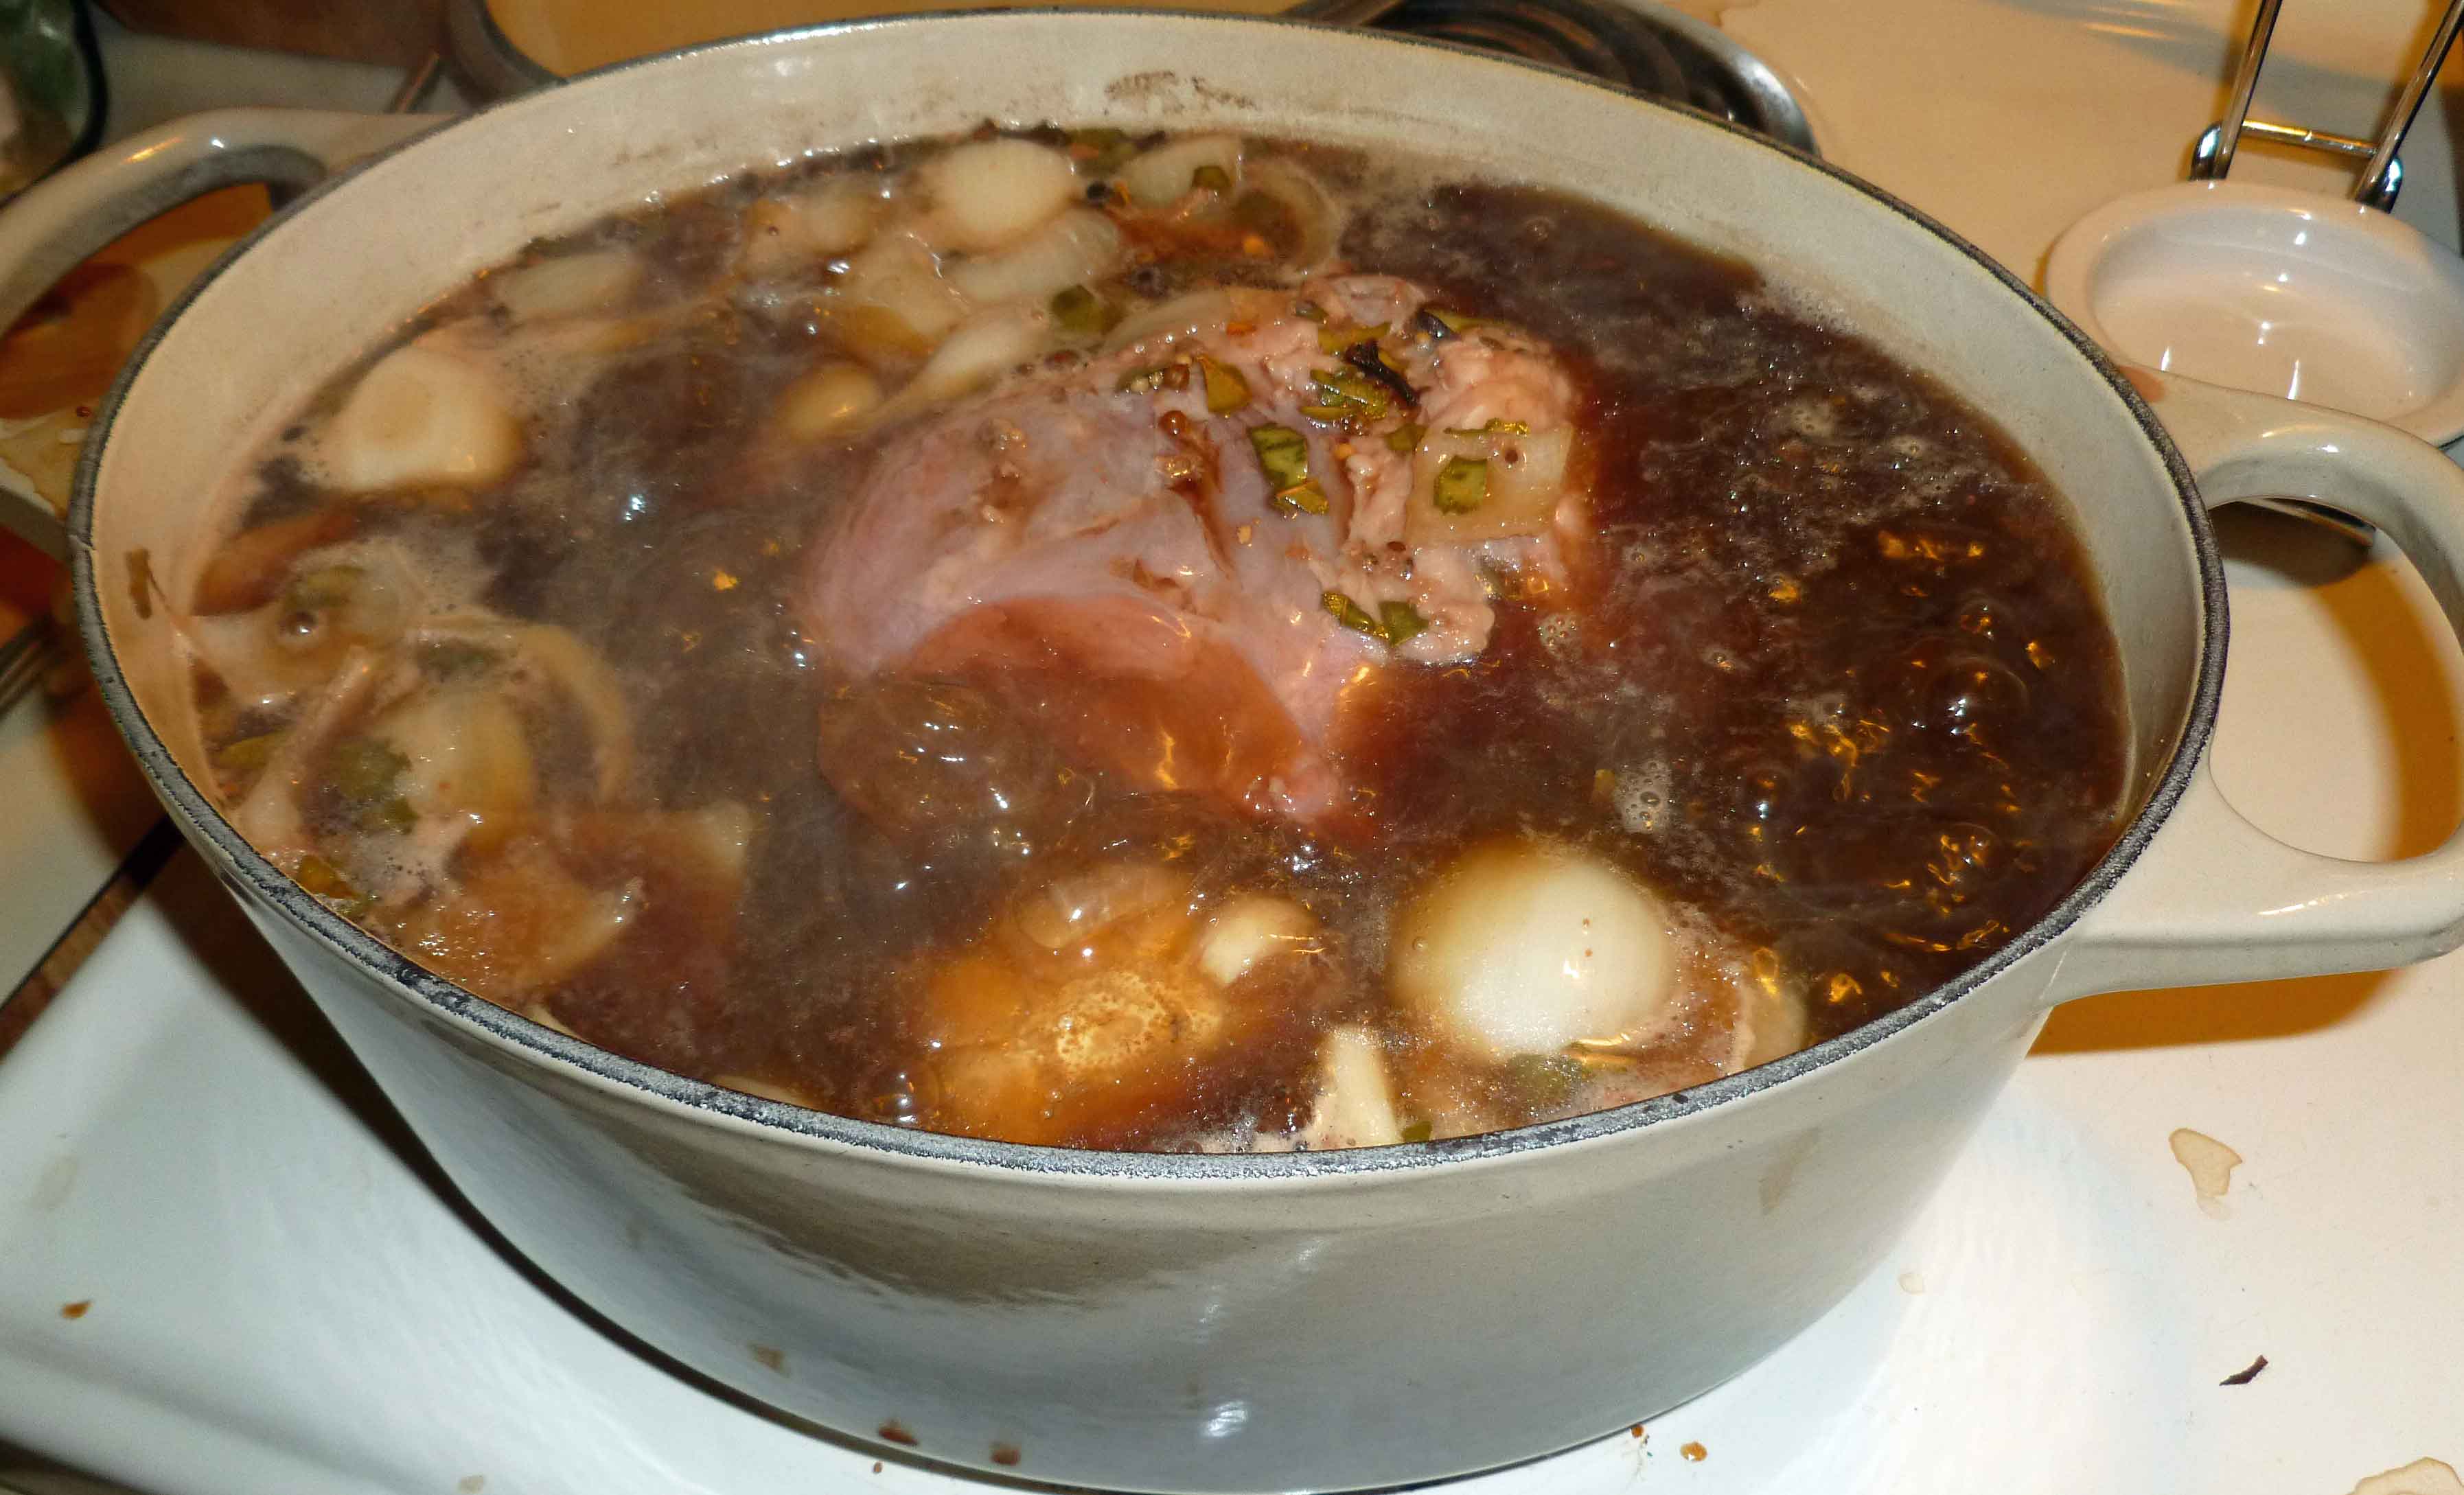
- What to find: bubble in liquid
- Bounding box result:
[1926,656,2029,746]
[1954,593,2010,638]
[1777,397,1840,439]
[1611,759,1673,835]
[1536,612,1582,658]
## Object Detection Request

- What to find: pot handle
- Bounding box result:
[0,108,444,560]
[2045,370,2464,1002]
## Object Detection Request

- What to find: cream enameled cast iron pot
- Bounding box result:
[10,15,2464,1490]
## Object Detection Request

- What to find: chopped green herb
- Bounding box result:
[1446,418,1530,437]
[1433,456,1490,514]
[1050,284,1114,336]
[1191,163,1232,193]
[1385,422,1425,453]
[372,795,418,836]
[327,737,408,805]
[418,640,500,680]
[1399,1119,1434,1144]
[283,564,362,612]
[1199,356,1252,415]
[1322,590,1385,638]
[1250,424,1328,514]
[214,731,284,777]
[1319,592,1430,649]
[1068,126,1136,174]
[1504,1053,1587,1111]
[295,854,373,918]
[1379,601,1430,647]
[1299,367,1392,422]
[1315,321,1387,356]
[1293,300,1328,322]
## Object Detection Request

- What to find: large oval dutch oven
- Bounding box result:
[6,14,2464,1490]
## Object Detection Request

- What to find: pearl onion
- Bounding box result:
[1392,838,1676,1063]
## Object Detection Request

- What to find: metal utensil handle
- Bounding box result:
[2202,0,2285,181]
[2355,0,2464,205]
[2190,0,2464,211]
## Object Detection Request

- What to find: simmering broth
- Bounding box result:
[181,128,2128,1150]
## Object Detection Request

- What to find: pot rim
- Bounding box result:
[67,7,2223,1183]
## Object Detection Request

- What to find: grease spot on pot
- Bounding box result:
[750,1343,786,1374]
[2345,1457,2464,1495]
[878,1419,919,1448]
[1105,69,1179,105]
[31,1154,73,1211]
[1757,1128,1821,1214]
[991,1442,1022,1467]
[2167,1126,2240,1219]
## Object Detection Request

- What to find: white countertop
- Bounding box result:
[3,3,2461,1490]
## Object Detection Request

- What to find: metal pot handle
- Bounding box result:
[0,107,444,560]
[2047,370,2464,1001]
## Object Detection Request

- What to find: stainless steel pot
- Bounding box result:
[8,14,2464,1490]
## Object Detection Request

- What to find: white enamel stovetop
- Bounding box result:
[3,4,2462,1493]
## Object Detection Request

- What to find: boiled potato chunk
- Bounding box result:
[838,231,969,344]
[739,178,882,275]
[895,303,1052,407]
[774,361,883,440]
[1197,892,1318,987]
[370,686,538,851]
[1392,837,1676,1063]
[1117,134,1241,208]
[319,340,522,493]
[491,249,641,323]
[913,138,1080,253]
[1299,1026,1405,1150]
[947,208,1122,307]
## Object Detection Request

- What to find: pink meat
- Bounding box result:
[799,274,1583,828]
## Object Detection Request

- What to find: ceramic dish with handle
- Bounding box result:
[6,14,2464,1492]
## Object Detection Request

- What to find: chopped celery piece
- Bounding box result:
[1505,1053,1587,1110]
[1250,424,1328,515]
[1379,601,1430,647]
[327,737,406,804]
[1300,367,1390,421]
[1315,321,1386,356]
[215,732,284,776]
[1050,284,1113,336]
[1433,456,1489,514]
[1322,590,1385,638]
[1200,357,1252,414]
